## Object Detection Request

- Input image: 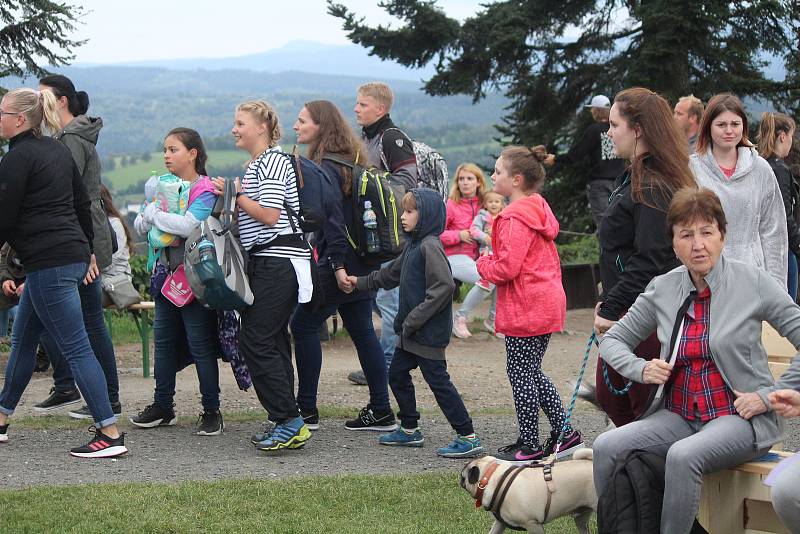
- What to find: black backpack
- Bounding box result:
[322,155,404,266]
[278,149,336,233]
[597,449,665,534]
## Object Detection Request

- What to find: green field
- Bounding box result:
[103,150,248,191]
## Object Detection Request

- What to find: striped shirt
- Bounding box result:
[238,146,309,259]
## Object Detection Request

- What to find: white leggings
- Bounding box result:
[447,254,496,320]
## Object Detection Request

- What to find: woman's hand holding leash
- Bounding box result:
[642,359,672,384]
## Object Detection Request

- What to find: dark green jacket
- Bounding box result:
[56,115,113,270]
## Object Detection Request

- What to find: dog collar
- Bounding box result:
[474,461,500,508]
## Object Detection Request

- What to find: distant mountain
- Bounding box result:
[79,41,437,82]
[4,64,507,159]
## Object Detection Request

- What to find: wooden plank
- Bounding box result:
[770,362,790,380]
[744,499,791,533]
[762,323,797,359]
[732,451,792,475]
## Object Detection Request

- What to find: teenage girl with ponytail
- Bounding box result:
[476,146,583,463]
[132,128,223,436]
[212,100,312,452]
[0,88,126,458]
[31,74,122,420]
[757,112,798,298]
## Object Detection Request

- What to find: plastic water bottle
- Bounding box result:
[363,200,379,253]
[197,238,216,262]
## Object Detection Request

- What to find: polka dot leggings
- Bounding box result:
[505,334,569,449]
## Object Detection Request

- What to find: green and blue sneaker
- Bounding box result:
[254,417,311,452]
[378,427,424,447]
[437,434,484,458]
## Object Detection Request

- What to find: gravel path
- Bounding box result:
[1,304,798,490]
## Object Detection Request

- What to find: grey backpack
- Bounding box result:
[184,178,254,311]
[381,128,449,200]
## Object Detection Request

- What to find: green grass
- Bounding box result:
[0,473,592,533]
[104,150,247,190]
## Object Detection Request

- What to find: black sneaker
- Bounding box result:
[496,442,544,465]
[344,406,398,431]
[130,403,177,428]
[69,427,128,458]
[68,402,122,420]
[0,424,8,443]
[543,429,584,459]
[33,387,81,413]
[195,410,224,436]
[347,370,368,386]
[300,408,319,431]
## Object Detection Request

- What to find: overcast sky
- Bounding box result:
[70,0,484,63]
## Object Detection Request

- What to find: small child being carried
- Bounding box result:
[470,190,506,291]
[345,188,483,458]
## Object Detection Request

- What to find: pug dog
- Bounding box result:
[460,448,596,534]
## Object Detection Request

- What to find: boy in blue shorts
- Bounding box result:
[346,188,483,458]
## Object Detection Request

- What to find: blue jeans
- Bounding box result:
[153,293,220,411]
[0,306,15,336]
[0,263,116,427]
[789,252,798,302]
[292,298,390,413]
[44,278,119,403]
[375,284,399,371]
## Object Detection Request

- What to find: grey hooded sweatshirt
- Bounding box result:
[56,115,113,270]
[690,147,787,288]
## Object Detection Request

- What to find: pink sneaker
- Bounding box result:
[452,315,472,338]
[484,317,505,339]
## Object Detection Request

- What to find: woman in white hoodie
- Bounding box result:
[689,93,787,287]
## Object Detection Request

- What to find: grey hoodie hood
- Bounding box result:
[58,115,102,145]
[692,146,758,182]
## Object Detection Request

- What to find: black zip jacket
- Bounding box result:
[597,172,679,321]
[768,155,800,255]
[555,122,626,182]
[0,130,92,273]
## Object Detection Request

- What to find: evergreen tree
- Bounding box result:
[0,1,84,82]
[329,0,798,230]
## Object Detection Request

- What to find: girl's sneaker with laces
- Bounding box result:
[378,427,424,447]
[452,315,472,338]
[69,427,128,458]
[543,429,584,459]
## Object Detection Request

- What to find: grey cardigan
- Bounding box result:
[600,255,800,449]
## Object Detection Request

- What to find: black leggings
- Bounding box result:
[505,334,569,448]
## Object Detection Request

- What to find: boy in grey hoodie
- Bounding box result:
[346,188,483,458]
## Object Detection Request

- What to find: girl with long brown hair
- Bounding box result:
[593,87,696,427]
[291,100,397,434]
[691,94,787,287]
[757,112,797,298]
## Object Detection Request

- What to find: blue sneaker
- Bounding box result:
[378,427,424,447]
[437,434,484,458]
[254,417,311,451]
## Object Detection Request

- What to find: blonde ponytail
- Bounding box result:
[757,111,795,159]
[4,88,63,138]
[236,100,282,148]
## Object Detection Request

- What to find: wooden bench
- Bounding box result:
[104,301,155,378]
[698,450,792,534]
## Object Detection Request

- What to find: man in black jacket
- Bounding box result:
[544,95,626,228]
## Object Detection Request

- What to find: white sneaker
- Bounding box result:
[452,315,472,338]
[483,317,505,339]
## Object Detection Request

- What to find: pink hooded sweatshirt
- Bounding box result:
[440,196,481,258]
[476,193,566,337]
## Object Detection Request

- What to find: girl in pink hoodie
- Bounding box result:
[440,163,497,338]
[477,146,583,463]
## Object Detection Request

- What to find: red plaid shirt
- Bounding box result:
[665,287,737,421]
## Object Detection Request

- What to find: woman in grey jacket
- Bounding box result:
[690,93,787,288]
[593,187,800,534]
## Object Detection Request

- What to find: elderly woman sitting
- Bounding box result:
[593,187,800,534]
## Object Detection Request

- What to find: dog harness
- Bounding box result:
[475,460,557,531]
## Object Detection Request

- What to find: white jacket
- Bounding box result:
[690,147,787,288]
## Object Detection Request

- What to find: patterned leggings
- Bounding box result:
[505,334,569,448]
